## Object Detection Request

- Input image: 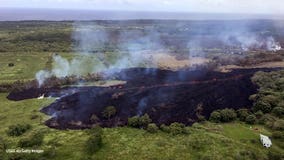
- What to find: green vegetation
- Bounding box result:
[128,113,152,128]
[6,124,31,136]
[0,92,283,159]
[167,122,187,135]
[237,108,250,121]
[146,123,159,133]
[0,21,284,159]
[209,108,237,123]
[102,106,116,119]
[86,126,103,154]
[246,115,257,124]
[18,131,44,148]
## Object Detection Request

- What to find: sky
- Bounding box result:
[0,0,284,14]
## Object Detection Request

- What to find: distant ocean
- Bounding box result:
[0,8,283,21]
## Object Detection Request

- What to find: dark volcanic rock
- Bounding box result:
[7,67,283,129]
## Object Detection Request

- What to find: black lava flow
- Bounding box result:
[7,67,282,129]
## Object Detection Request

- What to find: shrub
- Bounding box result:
[18,132,44,148]
[168,122,186,135]
[197,115,206,122]
[7,124,31,136]
[160,124,170,133]
[139,114,152,127]
[102,106,116,119]
[272,119,284,131]
[237,109,250,121]
[253,100,272,113]
[219,108,237,122]
[272,107,284,118]
[254,110,264,119]
[209,111,221,123]
[128,116,141,128]
[268,150,284,160]
[86,126,103,154]
[245,115,257,124]
[258,114,276,125]
[147,123,159,133]
[8,63,14,67]
[128,114,152,128]
[261,95,279,107]
[272,131,284,139]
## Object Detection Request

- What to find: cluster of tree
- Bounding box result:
[85,126,103,154]
[145,122,188,135]
[128,114,188,135]
[160,123,188,135]
[128,114,152,128]
[6,124,31,136]
[209,108,237,123]
[250,70,284,132]
[208,70,284,130]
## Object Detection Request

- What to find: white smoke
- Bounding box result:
[35,22,163,86]
[35,54,106,86]
[36,21,282,86]
[36,70,52,87]
[223,33,282,52]
[266,36,282,52]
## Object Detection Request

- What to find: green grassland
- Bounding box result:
[0,92,281,160]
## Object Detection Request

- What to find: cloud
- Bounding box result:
[1,0,284,14]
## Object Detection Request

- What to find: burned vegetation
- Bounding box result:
[7,67,282,129]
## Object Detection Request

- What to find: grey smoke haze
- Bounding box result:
[35,21,282,86]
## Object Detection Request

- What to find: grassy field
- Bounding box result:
[0,91,282,160]
[0,21,284,159]
[0,52,283,160]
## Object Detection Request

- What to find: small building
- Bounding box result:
[260,134,272,148]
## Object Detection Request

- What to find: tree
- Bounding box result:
[219,108,237,122]
[272,119,284,131]
[128,116,141,128]
[209,111,221,123]
[147,123,158,133]
[168,122,186,135]
[272,107,284,118]
[127,114,152,128]
[245,115,257,124]
[254,110,264,119]
[160,124,170,133]
[272,131,284,139]
[253,100,272,113]
[139,114,152,127]
[6,124,31,136]
[237,109,250,121]
[102,106,116,119]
